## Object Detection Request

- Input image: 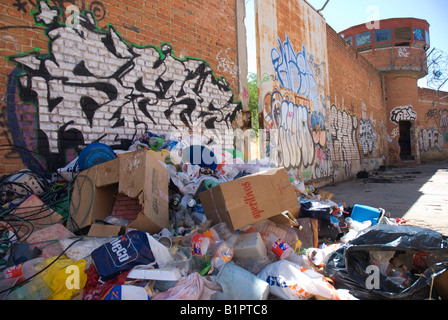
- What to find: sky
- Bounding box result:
[245,0,448,91]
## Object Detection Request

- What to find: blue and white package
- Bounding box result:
[102,285,150,300]
[91,230,158,281]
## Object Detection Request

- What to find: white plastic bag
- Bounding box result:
[257,260,357,300]
[57,157,79,181]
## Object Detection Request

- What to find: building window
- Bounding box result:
[395,27,412,43]
[374,28,391,42]
[413,28,425,42]
[355,31,371,47]
[425,30,430,46]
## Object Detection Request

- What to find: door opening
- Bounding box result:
[398,121,414,161]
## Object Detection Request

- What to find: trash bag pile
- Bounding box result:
[1,131,447,301]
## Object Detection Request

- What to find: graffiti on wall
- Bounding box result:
[420,107,448,153]
[13,0,107,21]
[5,1,242,171]
[358,118,376,156]
[217,48,239,79]
[329,105,361,179]
[260,32,330,179]
[418,128,444,152]
[262,89,315,169]
[390,105,417,124]
[271,34,320,108]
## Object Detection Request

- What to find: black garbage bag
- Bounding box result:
[324,224,448,300]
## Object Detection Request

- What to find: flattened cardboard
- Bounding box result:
[199,168,299,231]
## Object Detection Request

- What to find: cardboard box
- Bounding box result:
[69,149,169,234]
[199,168,300,231]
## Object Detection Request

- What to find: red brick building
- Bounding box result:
[337,18,446,166]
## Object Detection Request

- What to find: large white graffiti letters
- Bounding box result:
[419,128,444,152]
[390,105,417,124]
[330,105,361,177]
[263,89,315,169]
[359,118,376,156]
[8,1,242,154]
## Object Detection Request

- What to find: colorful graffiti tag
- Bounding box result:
[262,33,330,179]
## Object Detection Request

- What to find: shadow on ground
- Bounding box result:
[323,161,448,234]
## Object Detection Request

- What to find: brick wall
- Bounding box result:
[416,87,448,161]
[0,0,242,175]
[326,25,387,181]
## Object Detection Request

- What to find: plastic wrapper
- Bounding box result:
[152,272,221,300]
[59,237,112,262]
[257,260,357,300]
[324,224,448,300]
[82,263,131,300]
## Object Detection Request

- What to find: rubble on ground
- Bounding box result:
[0,132,447,301]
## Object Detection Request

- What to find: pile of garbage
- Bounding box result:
[0,131,447,301]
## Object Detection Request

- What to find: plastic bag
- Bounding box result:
[57,157,79,181]
[324,224,448,300]
[257,260,357,300]
[82,263,130,300]
[59,237,112,261]
[40,256,87,300]
[152,272,221,300]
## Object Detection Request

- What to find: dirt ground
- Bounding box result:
[323,160,448,236]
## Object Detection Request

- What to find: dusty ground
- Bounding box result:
[323,160,448,235]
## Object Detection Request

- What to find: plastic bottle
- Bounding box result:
[388,250,446,273]
[0,258,44,282]
[0,258,45,300]
[285,252,307,266]
[180,194,194,209]
[190,232,211,256]
[211,234,238,270]
[5,277,52,300]
[209,222,233,242]
[0,277,20,300]
[413,251,447,270]
[263,233,293,260]
[252,220,299,248]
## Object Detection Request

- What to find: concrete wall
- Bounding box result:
[0,0,243,174]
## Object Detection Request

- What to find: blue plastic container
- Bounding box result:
[78,143,117,171]
[350,204,385,226]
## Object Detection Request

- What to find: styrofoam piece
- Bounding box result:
[127,267,182,281]
[234,232,267,259]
